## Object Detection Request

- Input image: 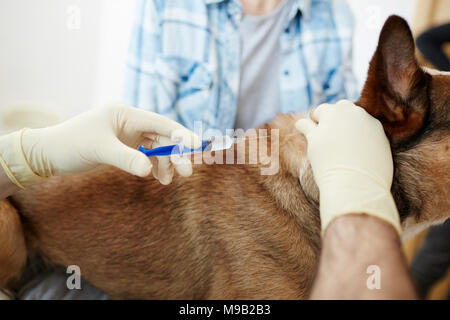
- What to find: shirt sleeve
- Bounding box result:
[123,0,179,120]
[322,0,359,102]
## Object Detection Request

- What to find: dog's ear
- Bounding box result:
[357,15,430,146]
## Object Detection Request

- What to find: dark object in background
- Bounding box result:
[416,23,450,71]
[410,219,450,299]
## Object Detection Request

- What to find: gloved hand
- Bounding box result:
[0,104,202,188]
[295,100,401,235]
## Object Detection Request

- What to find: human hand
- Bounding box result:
[296,100,401,235]
[0,104,201,188]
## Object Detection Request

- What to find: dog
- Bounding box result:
[0,16,449,299]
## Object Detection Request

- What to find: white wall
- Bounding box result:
[0,0,102,120]
[0,0,417,133]
[0,0,135,134]
[347,0,418,90]
[93,0,136,108]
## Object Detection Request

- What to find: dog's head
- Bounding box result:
[274,16,449,237]
[357,15,450,236]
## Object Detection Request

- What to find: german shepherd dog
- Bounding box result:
[0,16,449,299]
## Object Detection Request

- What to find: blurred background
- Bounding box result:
[0,0,423,134]
[0,0,136,132]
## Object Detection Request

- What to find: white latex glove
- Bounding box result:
[295,100,401,235]
[0,104,202,188]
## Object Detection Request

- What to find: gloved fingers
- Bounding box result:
[150,157,159,180]
[142,133,163,146]
[143,131,200,153]
[156,156,174,185]
[312,100,365,123]
[98,138,153,177]
[170,128,202,150]
[313,101,377,134]
[336,99,354,106]
[310,103,334,123]
[142,134,195,183]
[122,107,202,149]
[170,153,193,177]
[140,137,155,149]
[140,136,160,180]
[295,118,317,137]
[151,135,175,185]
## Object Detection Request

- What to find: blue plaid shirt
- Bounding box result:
[124,0,358,132]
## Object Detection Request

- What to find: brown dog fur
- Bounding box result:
[0,16,449,299]
[0,200,26,286]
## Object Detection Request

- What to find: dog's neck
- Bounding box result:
[393,137,450,238]
[257,115,322,246]
[265,113,449,240]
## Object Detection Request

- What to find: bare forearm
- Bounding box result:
[310,215,417,299]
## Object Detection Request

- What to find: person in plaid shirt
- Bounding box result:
[125,0,358,133]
